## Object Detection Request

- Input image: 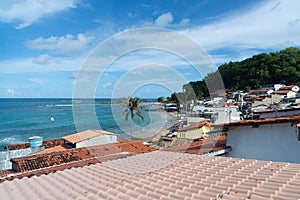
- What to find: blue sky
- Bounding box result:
[1,0,300,98]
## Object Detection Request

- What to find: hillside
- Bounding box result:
[218,47,300,91]
[170,47,300,101]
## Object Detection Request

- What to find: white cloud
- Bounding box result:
[0,0,78,29]
[182,0,300,54]
[7,88,16,96]
[144,12,190,28]
[154,12,174,27]
[0,56,84,73]
[33,53,52,64]
[27,34,95,56]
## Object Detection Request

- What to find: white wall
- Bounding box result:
[226,123,300,163]
[76,134,117,148]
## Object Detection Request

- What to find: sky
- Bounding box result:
[1,0,300,98]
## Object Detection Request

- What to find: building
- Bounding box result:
[1,151,300,199]
[177,120,210,139]
[223,115,300,163]
[63,129,117,148]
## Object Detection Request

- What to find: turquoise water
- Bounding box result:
[0,98,173,150]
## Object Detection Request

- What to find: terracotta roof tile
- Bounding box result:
[4,138,67,150]
[8,141,151,173]
[63,129,116,144]
[34,144,70,155]
[163,135,227,154]
[1,152,300,199]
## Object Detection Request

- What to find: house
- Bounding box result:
[177,120,210,139]
[223,115,300,163]
[63,129,117,148]
[2,151,300,200]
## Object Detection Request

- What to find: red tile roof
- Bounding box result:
[10,141,152,173]
[4,138,67,150]
[2,151,300,199]
[34,144,70,155]
[163,135,227,154]
[272,90,291,95]
[178,120,211,131]
[1,153,130,183]
[63,129,115,144]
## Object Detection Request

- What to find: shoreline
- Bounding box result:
[139,111,180,143]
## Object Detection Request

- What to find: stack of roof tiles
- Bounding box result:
[1,151,300,199]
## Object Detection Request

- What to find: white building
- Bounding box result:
[63,130,117,148]
[224,115,300,163]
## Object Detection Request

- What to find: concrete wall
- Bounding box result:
[226,123,300,163]
[178,126,210,139]
[0,148,33,170]
[76,134,117,148]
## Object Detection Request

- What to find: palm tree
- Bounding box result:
[124,97,144,140]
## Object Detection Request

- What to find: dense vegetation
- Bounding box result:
[219,47,300,91]
[165,47,300,102]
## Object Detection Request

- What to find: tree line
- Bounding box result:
[162,47,300,103]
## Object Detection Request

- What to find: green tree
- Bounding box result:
[157,96,164,103]
[124,97,144,140]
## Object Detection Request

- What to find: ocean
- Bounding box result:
[0,98,174,151]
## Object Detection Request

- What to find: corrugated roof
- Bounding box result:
[63,129,116,144]
[1,151,300,199]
